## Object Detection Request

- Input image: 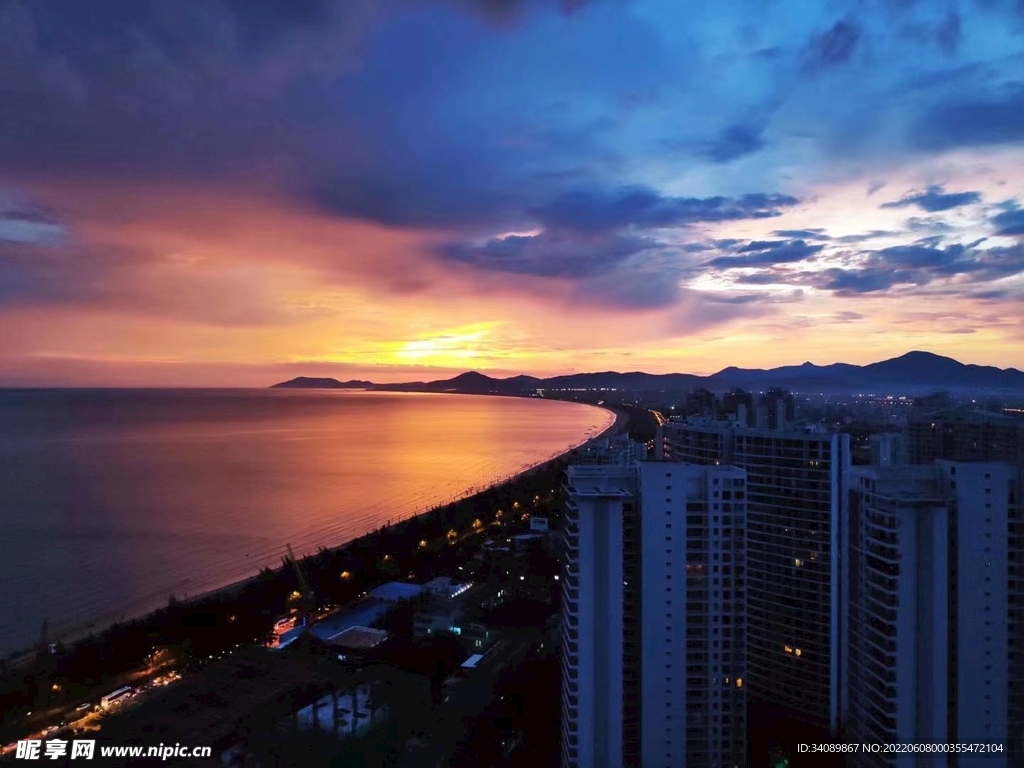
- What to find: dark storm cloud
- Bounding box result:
[574,269,681,309]
[803,17,862,72]
[702,289,804,305]
[705,240,824,269]
[814,268,928,294]
[904,217,958,234]
[434,186,802,309]
[914,84,1024,150]
[992,206,1024,236]
[438,227,696,310]
[834,230,902,243]
[874,242,968,268]
[880,184,982,212]
[0,207,66,246]
[0,0,384,180]
[735,241,1024,295]
[733,272,785,285]
[3,0,1024,328]
[772,229,830,240]
[530,188,799,233]
[436,231,661,278]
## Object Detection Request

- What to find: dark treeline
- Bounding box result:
[0,457,571,732]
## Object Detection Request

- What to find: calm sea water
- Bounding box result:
[0,389,612,655]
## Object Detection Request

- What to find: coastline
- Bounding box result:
[5,400,622,665]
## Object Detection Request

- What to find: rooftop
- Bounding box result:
[100,647,353,754]
[423,576,473,599]
[328,626,390,650]
[309,599,393,642]
[370,581,426,602]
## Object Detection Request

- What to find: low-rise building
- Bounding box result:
[422,576,473,599]
[511,532,544,556]
[413,587,497,652]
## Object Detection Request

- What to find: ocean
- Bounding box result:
[0,389,612,656]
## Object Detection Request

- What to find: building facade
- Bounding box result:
[842,462,1020,767]
[904,411,1024,466]
[868,433,904,467]
[901,410,1024,757]
[659,419,850,732]
[560,461,747,768]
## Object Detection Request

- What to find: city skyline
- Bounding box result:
[3,1,1024,387]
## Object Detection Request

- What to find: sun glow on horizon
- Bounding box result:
[394,323,500,364]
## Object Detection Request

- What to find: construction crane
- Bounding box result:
[285,544,316,628]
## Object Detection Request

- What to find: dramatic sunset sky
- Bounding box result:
[2,0,1023,386]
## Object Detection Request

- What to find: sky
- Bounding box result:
[2,0,1024,386]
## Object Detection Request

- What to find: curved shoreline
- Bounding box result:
[4,401,621,665]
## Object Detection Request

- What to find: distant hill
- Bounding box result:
[703,352,1024,391]
[269,351,1024,394]
[270,377,374,389]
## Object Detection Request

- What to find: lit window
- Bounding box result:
[736,678,743,688]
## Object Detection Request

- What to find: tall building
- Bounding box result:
[868,433,904,466]
[560,461,747,768]
[659,420,850,732]
[685,387,718,418]
[904,410,1024,466]
[573,435,649,466]
[720,389,755,427]
[902,409,1024,756]
[759,388,796,430]
[842,462,1021,767]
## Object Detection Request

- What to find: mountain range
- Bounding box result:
[270,351,1024,394]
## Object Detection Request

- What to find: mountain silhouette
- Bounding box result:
[271,351,1024,393]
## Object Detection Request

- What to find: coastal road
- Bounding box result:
[396,630,539,768]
